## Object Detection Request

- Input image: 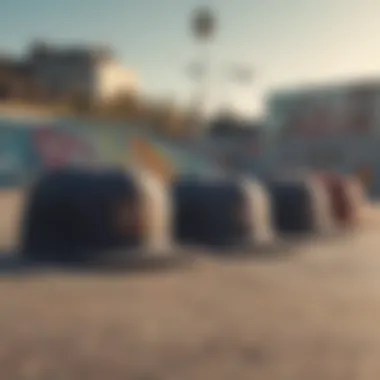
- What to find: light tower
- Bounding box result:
[189,5,216,133]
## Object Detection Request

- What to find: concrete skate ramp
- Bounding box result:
[267,177,333,236]
[20,167,175,265]
[0,189,25,252]
[172,176,274,249]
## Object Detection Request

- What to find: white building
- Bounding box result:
[29,42,138,104]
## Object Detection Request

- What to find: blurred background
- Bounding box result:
[1,1,380,379]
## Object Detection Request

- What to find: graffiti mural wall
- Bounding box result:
[0,117,224,188]
[0,126,37,186]
[31,127,99,168]
[0,118,133,187]
[129,137,176,182]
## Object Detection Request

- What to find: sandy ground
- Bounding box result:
[1,191,380,379]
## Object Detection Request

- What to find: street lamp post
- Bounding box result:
[189,6,216,134]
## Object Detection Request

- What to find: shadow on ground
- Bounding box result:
[0,231,352,275]
[0,250,197,277]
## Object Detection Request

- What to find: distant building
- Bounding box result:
[28,42,138,104]
[266,78,380,140]
[0,55,39,100]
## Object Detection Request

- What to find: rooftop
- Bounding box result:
[28,41,115,62]
[268,76,380,101]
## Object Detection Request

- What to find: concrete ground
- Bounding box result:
[0,190,380,379]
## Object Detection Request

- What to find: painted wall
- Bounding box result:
[0,117,223,188]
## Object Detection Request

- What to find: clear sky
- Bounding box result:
[2,0,380,117]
